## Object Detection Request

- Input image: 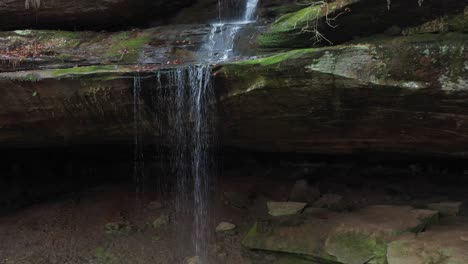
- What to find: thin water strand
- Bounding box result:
[244,0,259,22]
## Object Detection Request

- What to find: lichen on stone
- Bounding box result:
[325,231,387,264]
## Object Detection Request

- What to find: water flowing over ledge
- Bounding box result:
[132,0,260,261]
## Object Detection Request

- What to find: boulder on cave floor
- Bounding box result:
[387,217,468,264]
[242,205,439,264]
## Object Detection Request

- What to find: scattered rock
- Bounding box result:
[152,215,170,229]
[313,194,345,211]
[104,221,133,235]
[427,202,463,216]
[267,202,307,216]
[223,192,251,208]
[216,222,236,233]
[147,201,163,210]
[289,180,320,203]
[186,256,201,264]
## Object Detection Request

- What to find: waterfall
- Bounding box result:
[133,0,260,262]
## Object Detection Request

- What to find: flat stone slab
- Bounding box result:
[267,202,307,216]
[242,205,439,264]
[428,202,463,216]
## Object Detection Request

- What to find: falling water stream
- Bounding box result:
[207,0,259,62]
[133,0,259,262]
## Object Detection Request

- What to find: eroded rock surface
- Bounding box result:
[0,0,194,30]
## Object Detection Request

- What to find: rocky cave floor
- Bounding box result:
[0,160,468,264]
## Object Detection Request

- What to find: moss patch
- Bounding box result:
[105,32,151,62]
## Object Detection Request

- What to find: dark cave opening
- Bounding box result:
[1,146,467,216]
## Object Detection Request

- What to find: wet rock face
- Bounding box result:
[0,0,194,30]
[217,33,468,157]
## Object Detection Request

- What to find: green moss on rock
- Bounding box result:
[52,65,118,77]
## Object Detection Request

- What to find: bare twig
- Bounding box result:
[293,1,348,45]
